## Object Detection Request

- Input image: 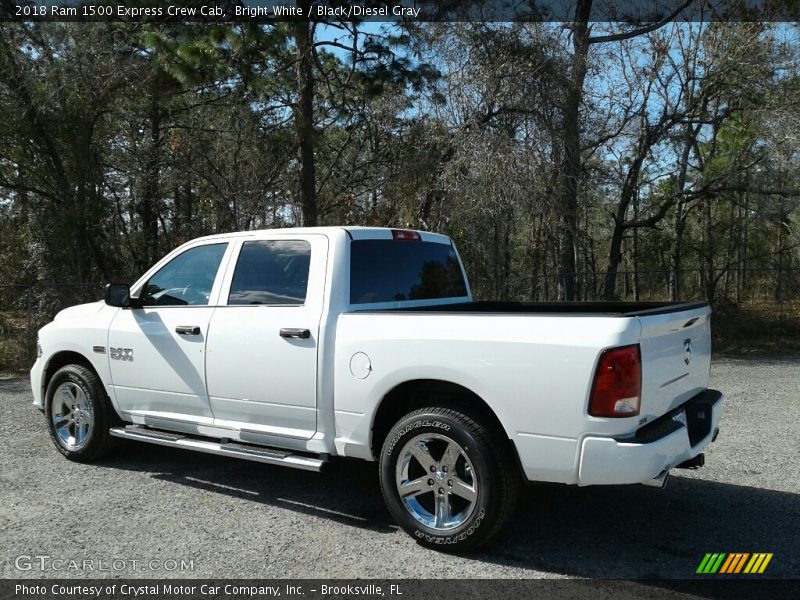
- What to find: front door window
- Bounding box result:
[142,243,227,306]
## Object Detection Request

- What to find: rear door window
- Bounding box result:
[228,240,311,305]
[350,240,467,304]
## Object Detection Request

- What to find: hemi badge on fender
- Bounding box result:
[93,346,106,354]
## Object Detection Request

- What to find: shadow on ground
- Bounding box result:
[102,443,799,580]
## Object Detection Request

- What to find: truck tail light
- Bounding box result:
[589,344,641,417]
[391,229,421,241]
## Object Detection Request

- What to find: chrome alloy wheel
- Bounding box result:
[51,382,94,450]
[395,433,478,530]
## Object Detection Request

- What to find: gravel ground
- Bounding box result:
[1,356,798,580]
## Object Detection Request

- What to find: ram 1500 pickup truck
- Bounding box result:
[31,227,723,550]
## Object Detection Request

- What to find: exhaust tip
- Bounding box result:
[642,470,670,489]
[676,453,705,470]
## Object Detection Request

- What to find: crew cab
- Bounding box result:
[31,227,723,550]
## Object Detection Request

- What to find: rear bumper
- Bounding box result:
[577,389,723,486]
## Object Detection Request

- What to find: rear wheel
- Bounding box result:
[379,406,519,551]
[45,364,118,462]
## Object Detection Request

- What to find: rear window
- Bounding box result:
[350,240,468,304]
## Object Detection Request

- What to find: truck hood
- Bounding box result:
[53,300,108,322]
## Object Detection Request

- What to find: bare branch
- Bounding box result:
[588,1,695,44]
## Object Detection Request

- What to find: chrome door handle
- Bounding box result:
[280,328,310,339]
[175,325,201,336]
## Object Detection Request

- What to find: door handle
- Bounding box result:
[280,328,310,339]
[175,325,201,336]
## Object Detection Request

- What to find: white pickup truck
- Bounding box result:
[31,227,723,550]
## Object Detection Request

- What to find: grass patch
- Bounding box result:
[0,310,34,373]
[712,300,800,355]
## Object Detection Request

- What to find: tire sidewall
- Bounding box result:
[45,366,102,459]
[379,410,496,550]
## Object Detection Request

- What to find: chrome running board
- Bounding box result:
[109,426,326,472]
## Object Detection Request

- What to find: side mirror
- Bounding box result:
[105,283,132,308]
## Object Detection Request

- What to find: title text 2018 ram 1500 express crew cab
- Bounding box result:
[31,227,723,550]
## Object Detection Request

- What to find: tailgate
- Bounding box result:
[637,304,712,423]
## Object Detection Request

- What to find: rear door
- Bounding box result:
[204,235,327,440]
[637,304,712,422]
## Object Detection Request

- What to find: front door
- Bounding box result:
[205,235,327,440]
[108,242,230,424]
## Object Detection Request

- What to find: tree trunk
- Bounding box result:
[740,192,749,301]
[141,82,162,270]
[179,182,193,238]
[669,124,694,301]
[556,0,592,300]
[670,202,685,301]
[701,193,716,302]
[603,129,648,300]
[775,195,786,305]
[294,7,317,227]
[632,187,640,302]
[502,214,513,301]
[604,224,625,300]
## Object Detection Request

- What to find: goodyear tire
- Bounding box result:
[379,406,519,551]
[45,364,119,462]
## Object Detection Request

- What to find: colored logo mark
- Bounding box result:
[696,552,773,574]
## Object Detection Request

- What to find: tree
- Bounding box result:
[554,0,693,300]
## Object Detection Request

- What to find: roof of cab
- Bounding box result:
[187,226,452,245]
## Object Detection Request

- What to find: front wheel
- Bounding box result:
[45,364,119,462]
[379,407,519,551]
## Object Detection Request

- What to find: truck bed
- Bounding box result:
[362,300,708,317]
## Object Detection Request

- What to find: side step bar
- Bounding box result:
[109,426,326,472]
